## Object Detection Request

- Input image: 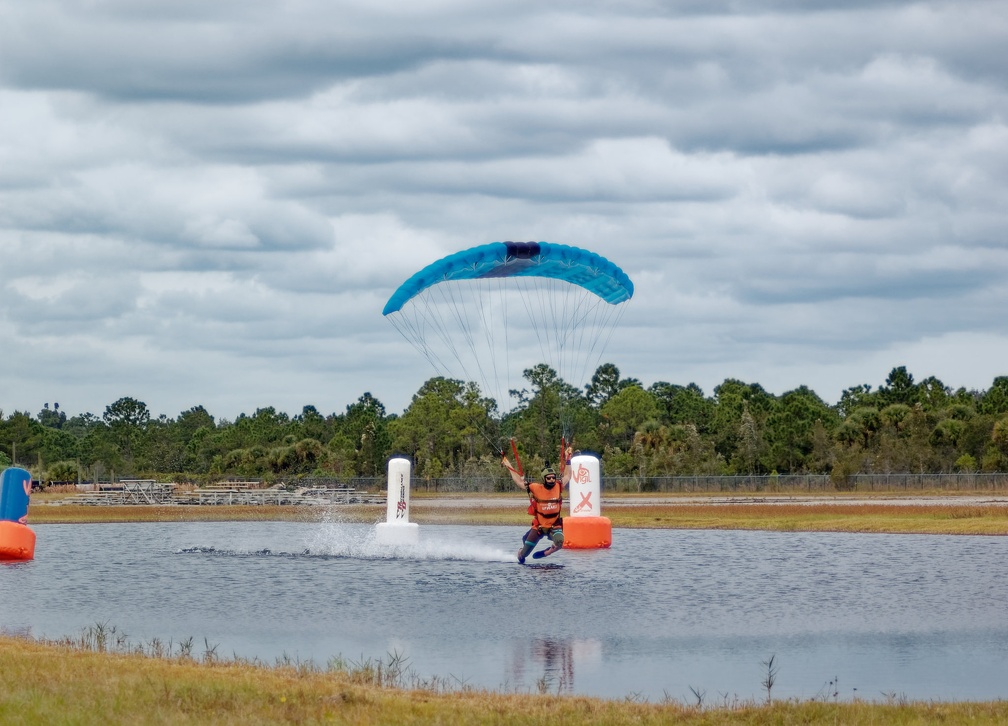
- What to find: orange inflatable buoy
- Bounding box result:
[564,455,612,549]
[563,515,612,549]
[0,520,35,561]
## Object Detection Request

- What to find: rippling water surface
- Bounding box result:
[3,519,1007,701]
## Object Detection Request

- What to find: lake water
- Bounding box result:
[2,518,1007,703]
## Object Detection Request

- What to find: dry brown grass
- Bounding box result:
[408,497,1008,535]
[605,502,1008,535]
[5,635,1008,725]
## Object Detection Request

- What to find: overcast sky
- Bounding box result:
[1,0,1006,422]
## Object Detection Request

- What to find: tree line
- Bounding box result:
[3,364,1008,487]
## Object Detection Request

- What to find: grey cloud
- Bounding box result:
[1,275,141,334]
[737,264,999,306]
[1,0,1006,419]
[0,1,563,104]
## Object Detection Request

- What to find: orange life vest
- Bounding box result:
[527,481,563,529]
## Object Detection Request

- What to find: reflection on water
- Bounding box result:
[2,520,1008,701]
[508,638,602,694]
[533,639,574,693]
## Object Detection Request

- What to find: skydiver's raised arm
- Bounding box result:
[501,456,527,489]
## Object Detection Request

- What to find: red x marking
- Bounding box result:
[573,490,593,514]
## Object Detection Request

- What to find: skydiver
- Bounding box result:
[501,445,573,563]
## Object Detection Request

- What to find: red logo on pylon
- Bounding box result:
[573,490,593,514]
[396,479,407,519]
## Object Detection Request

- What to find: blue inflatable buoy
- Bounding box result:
[0,467,35,560]
[1,467,31,523]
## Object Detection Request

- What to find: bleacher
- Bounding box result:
[57,479,382,507]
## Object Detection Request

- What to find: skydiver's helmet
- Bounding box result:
[541,467,558,489]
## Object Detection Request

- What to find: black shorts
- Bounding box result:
[524,518,563,543]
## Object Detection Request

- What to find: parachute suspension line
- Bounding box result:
[389,281,496,410]
[498,276,514,416]
[571,294,619,382]
[511,278,550,442]
[473,276,515,422]
[553,278,580,441]
[387,293,454,378]
[416,285,472,383]
[550,281,630,441]
[390,280,514,452]
[449,278,515,454]
[467,279,498,408]
[514,277,547,361]
[513,276,588,443]
[448,280,507,417]
[487,279,513,419]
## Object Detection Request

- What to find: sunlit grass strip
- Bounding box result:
[419,502,1008,535]
[605,503,1008,535]
[3,635,1008,725]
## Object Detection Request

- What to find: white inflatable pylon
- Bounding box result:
[375,456,420,545]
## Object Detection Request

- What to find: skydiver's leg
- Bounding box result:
[518,527,543,564]
[531,526,564,559]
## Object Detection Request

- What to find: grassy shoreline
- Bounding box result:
[10,492,1008,722]
[3,636,1007,725]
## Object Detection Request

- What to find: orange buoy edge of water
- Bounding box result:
[0,520,35,561]
[564,516,612,549]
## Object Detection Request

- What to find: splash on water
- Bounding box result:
[175,517,516,563]
[176,546,293,558]
[306,518,515,563]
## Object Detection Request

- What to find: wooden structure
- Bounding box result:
[57,480,382,507]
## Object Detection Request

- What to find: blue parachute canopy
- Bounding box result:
[382,241,634,316]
